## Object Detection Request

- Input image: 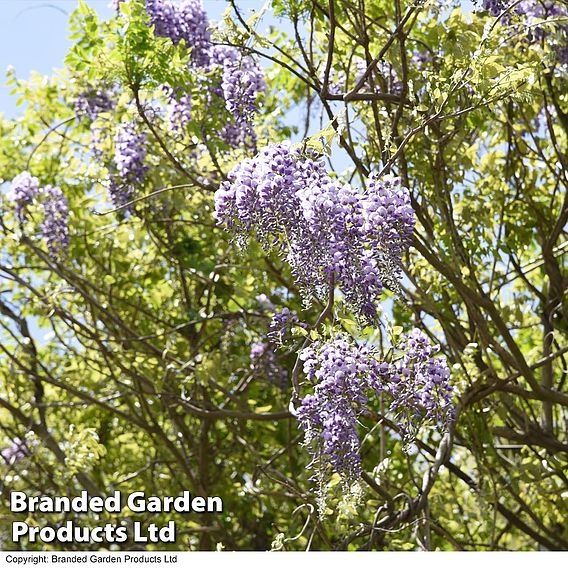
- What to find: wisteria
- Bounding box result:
[163,88,192,132]
[141,3,265,143]
[520,0,568,46]
[268,307,301,346]
[7,173,70,257]
[483,0,567,19]
[207,45,265,147]
[220,55,265,144]
[478,0,568,64]
[297,336,379,490]
[145,0,211,66]
[108,122,148,209]
[388,329,454,440]
[8,171,40,219]
[41,185,70,259]
[481,0,507,16]
[296,331,453,500]
[74,87,115,120]
[1,437,28,464]
[214,142,415,322]
[249,341,288,390]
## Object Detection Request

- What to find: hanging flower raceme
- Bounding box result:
[145,0,211,66]
[214,142,415,322]
[249,341,288,390]
[297,336,381,490]
[166,93,192,132]
[141,4,265,145]
[74,87,115,120]
[108,122,148,210]
[201,45,265,147]
[7,171,40,219]
[296,331,454,500]
[7,173,70,259]
[41,185,70,259]
[218,52,265,144]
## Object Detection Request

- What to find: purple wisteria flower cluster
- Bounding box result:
[479,0,568,64]
[297,336,377,489]
[211,46,266,147]
[41,185,70,259]
[388,329,455,440]
[108,122,148,210]
[8,172,70,259]
[481,0,508,17]
[145,0,211,66]
[1,437,29,464]
[167,93,192,132]
[482,0,565,18]
[214,142,415,322]
[7,171,40,219]
[141,1,265,143]
[268,307,301,346]
[250,341,288,390]
[74,87,115,120]
[296,330,453,493]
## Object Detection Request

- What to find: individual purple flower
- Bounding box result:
[8,171,40,219]
[41,185,69,259]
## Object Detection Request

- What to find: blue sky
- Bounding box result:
[0,1,111,117]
